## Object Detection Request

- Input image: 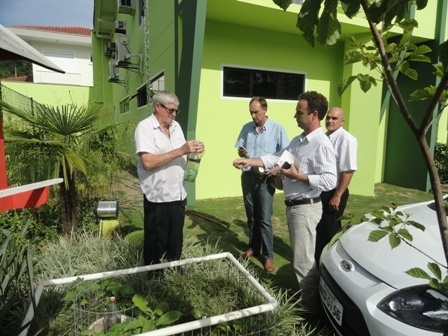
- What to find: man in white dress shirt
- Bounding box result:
[135,91,204,269]
[315,107,357,264]
[233,91,337,313]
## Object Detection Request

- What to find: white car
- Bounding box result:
[319,196,448,336]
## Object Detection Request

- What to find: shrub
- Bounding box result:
[434,142,448,183]
[0,221,35,336]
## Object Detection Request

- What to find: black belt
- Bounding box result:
[284,197,321,206]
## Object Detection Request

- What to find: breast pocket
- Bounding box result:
[296,154,309,174]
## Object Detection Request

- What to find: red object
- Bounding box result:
[0,110,60,212]
[0,187,50,212]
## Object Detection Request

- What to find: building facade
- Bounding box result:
[91,0,448,203]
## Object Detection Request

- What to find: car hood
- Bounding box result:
[339,199,447,289]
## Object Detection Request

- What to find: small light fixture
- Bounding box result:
[94,201,119,219]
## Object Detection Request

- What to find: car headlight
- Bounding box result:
[378,286,448,332]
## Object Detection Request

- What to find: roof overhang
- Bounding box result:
[0,24,65,73]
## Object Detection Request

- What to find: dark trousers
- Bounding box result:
[315,188,349,264]
[143,195,186,265]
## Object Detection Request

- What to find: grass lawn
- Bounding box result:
[182,183,433,294]
[118,178,433,294]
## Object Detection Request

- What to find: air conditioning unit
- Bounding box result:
[108,58,120,83]
[114,20,126,34]
[117,0,134,14]
[104,41,116,57]
[115,34,130,68]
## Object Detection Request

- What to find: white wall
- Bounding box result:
[8,27,93,87]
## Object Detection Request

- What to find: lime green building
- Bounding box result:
[92,0,448,203]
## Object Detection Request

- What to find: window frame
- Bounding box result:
[222,65,306,101]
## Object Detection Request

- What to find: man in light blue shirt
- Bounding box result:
[235,97,289,272]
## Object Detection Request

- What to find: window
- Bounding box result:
[42,49,75,73]
[292,0,304,4]
[136,83,148,108]
[223,66,305,100]
[150,72,165,92]
[119,98,129,114]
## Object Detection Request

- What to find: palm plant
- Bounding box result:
[0,100,122,236]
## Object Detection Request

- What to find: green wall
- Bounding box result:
[193,20,351,200]
[1,82,92,107]
[383,41,438,191]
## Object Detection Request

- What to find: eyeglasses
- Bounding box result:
[159,103,179,115]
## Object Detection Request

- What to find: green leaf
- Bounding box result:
[337,75,357,96]
[429,278,441,289]
[397,33,411,48]
[132,294,152,315]
[428,262,442,281]
[409,88,433,102]
[397,19,418,33]
[405,267,432,280]
[397,228,413,241]
[397,61,418,80]
[155,311,183,327]
[317,0,341,46]
[357,74,377,92]
[408,220,425,231]
[368,230,388,242]
[297,0,323,47]
[141,318,157,332]
[365,0,387,24]
[155,301,169,313]
[340,0,361,18]
[408,47,432,63]
[372,209,385,218]
[64,291,75,301]
[389,233,401,249]
[371,217,384,225]
[273,0,292,11]
[344,50,364,65]
[416,0,428,10]
[191,308,203,320]
[433,64,445,78]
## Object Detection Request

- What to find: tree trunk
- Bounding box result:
[59,171,78,237]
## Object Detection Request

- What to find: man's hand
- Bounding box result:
[281,163,308,183]
[233,158,247,169]
[267,165,282,177]
[238,147,248,158]
[183,140,204,155]
[329,194,341,212]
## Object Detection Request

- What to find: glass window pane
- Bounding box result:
[253,70,278,99]
[223,67,250,97]
[278,73,305,100]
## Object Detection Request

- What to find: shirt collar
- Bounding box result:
[150,114,176,133]
[299,126,323,143]
[326,126,343,139]
[252,117,270,133]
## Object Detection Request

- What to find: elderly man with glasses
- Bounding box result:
[135,90,204,273]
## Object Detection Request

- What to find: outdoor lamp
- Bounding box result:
[94,200,119,219]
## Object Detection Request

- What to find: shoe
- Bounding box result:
[264,259,275,272]
[241,250,254,259]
